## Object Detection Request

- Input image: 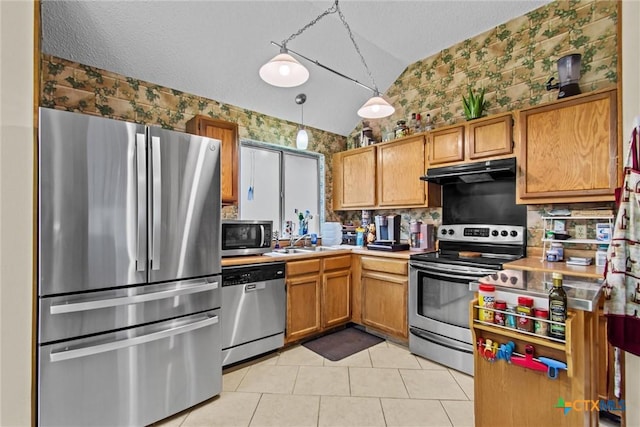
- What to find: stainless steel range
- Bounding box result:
[411,157,526,375]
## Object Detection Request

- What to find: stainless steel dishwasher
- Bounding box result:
[221,262,286,366]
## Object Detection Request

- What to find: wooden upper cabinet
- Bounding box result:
[518,88,618,204]
[428,125,465,165]
[186,115,238,205]
[377,135,427,207]
[468,113,514,160]
[332,146,376,209]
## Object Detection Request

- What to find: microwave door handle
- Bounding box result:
[260,225,266,246]
[50,280,219,314]
[49,314,219,362]
[135,133,146,272]
[151,136,161,271]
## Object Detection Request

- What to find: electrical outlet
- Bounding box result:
[575,224,587,239]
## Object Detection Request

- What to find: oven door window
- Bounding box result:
[416,270,475,329]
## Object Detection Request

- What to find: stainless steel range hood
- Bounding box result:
[420,157,517,185]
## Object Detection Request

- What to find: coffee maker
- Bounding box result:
[375,215,401,242]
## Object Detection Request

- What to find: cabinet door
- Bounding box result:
[361,271,408,340]
[334,147,376,209]
[518,89,617,203]
[286,274,321,343]
[377,135,426,207]
[468,113,513,160]
[428,126,464,165]
[186,116,238,204]
[322,269,351,329]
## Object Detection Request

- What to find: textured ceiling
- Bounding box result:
[41,0,550,136]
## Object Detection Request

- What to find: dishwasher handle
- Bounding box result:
[50,279,219,315]
[49,314,219,362]
[245,282,266,292]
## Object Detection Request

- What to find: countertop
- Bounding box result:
[221,246,429,267]
[472,268,603,312]
[504,256,604,279]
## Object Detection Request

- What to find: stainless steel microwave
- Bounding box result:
[221,220,272,257]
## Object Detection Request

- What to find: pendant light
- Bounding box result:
[295,93,308,150]
[259,47,309,88]
[258,0,394,119]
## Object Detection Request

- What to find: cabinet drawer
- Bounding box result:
[287,259,321,276]
[323,255,351,271]
[360,256,407,275]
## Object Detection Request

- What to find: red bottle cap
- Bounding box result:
[495,300,507,309]
[479,284,495,292]
[534,308,549,318]
[518,296,534,306]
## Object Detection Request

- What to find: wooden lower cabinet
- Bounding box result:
[323,269,351,328]
[286,273,321,343]
[286,255,352,343]
[359,256,409,341]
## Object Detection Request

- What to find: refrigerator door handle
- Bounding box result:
[151,135,162,271]
[49,314,219,362]
[50,280,219,314]
[135,133,147,272]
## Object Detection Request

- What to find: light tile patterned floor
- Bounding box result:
[156,341,474,427]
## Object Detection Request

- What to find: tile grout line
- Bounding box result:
[437,399,455,427]
[247,393,264,427]
[378,397,388,427]
[447,369,472,401]
[398,367,413,399]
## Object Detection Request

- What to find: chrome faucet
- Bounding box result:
[290,234,310,248]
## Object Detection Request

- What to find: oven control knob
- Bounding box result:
[441,228,447,235]
[448,229,454,235]
[491,230,499,237]
[510,230,518,237]
[500,230,508,237]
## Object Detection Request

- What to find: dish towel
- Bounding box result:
[604,124,640,357]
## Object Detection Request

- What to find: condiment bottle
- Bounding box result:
[494,300,507,326]
[478,284,496,323]
[516,296,534,333]
[534,308,549,336]
[505,305,517,329]
[415,113,422,133]
[549,273,567,339]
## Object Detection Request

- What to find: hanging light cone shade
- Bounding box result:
[259,52,309,87]
[296,128,309,150]
[357,95,395,119]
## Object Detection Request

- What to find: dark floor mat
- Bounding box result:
[302,327,384,361]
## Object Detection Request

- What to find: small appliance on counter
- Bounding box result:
[409,221,435,252]
[342,224,357,245]
[375,215,401,242]
[221,220,272,257]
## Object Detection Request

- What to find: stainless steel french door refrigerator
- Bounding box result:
[37,107,222,426]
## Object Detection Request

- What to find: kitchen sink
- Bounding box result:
[262,246,343,257]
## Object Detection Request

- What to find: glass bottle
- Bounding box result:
[548,272,567,339]
[423,113,434,131]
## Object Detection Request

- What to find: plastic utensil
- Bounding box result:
[510,344,548,373]
[538,357,567,379]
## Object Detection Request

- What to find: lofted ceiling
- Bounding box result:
[41,0,550,136]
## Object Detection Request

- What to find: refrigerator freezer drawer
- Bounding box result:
[38,310,221,427]
[39,276,221,344]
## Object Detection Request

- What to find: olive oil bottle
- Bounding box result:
[549,272,567,339]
